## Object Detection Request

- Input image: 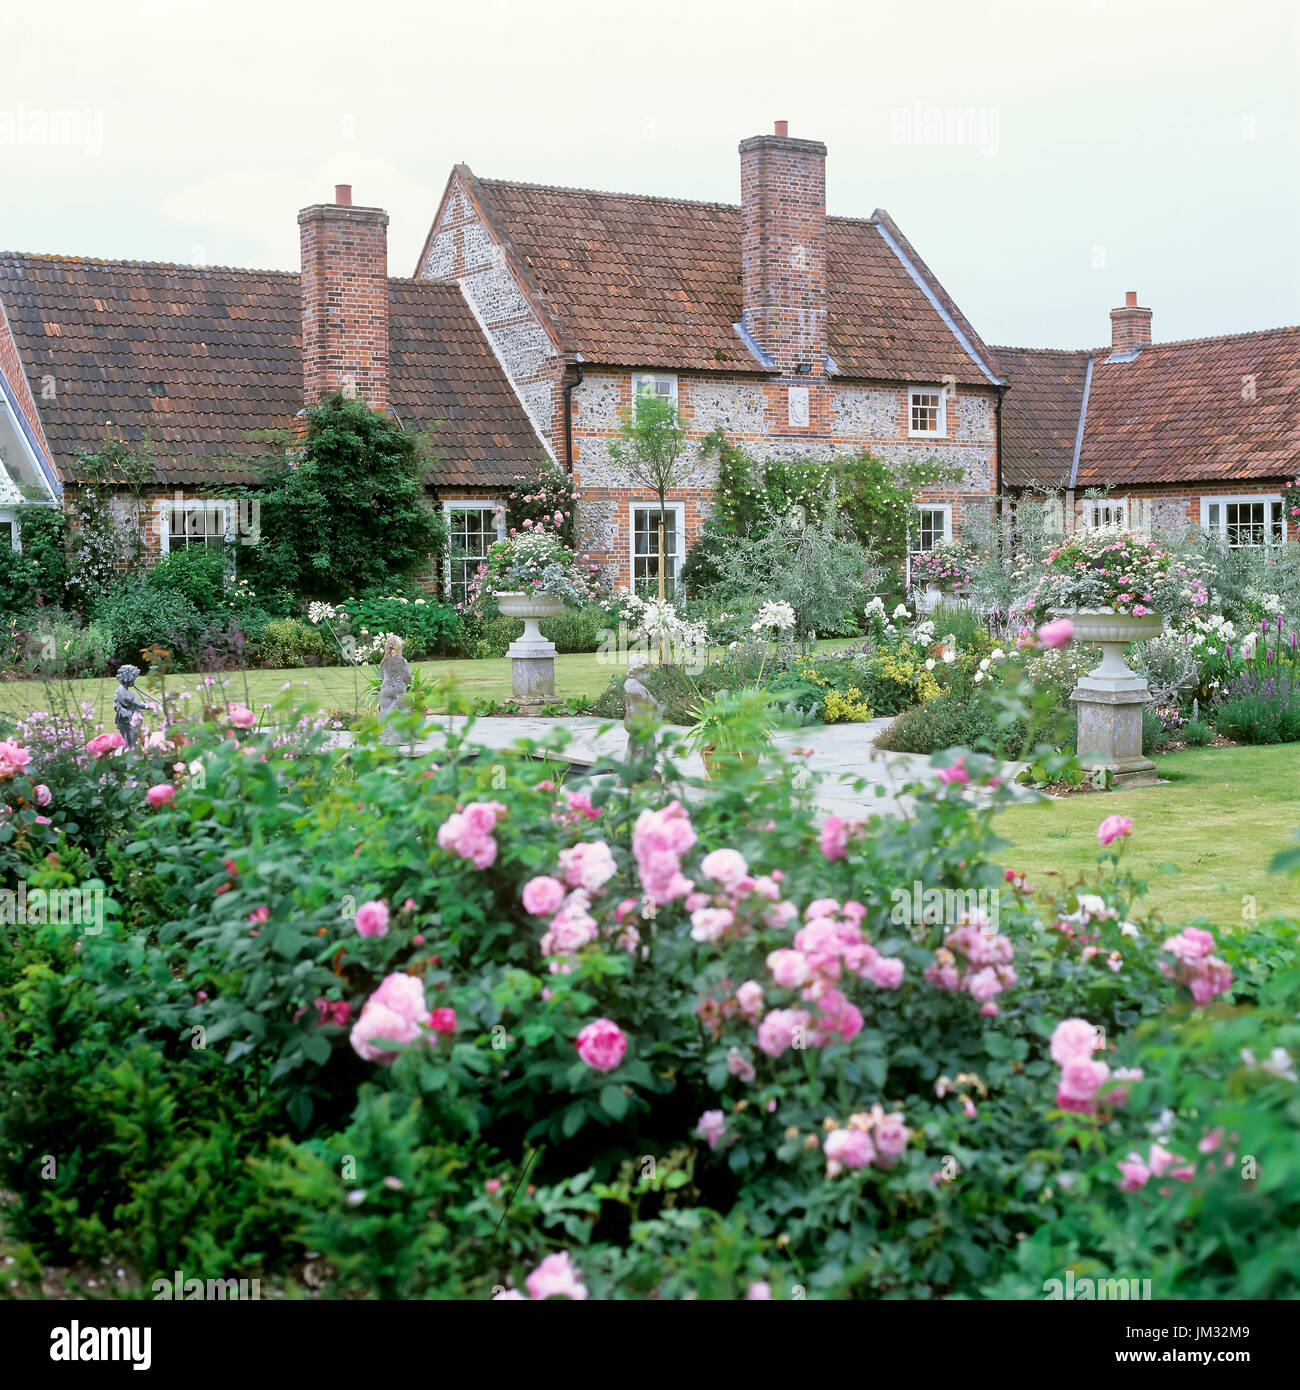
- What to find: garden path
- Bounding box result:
[331,716,1033,822]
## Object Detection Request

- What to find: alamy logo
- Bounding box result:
[152,1269,261,1300]
[50,1321,151,1369]
[0,882,105,933]
[889,102,1000,156]
[891,881,1000,929]
[1043,1270,1152,1300]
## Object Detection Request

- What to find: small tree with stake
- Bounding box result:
[607,389,689,602]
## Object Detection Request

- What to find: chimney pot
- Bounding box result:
[335,184,352,206]
[1125,290,1137,307]
[774,120,788,137]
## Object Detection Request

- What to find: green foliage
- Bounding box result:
[682,685,779,767]
[1182,717,1213,747]
[338,594,461,659]
[257,617,334,668]
[146,545,229,614]
[63,438,156,613]
[92,582,206,666]
[0,541,39,612]
[243,395,445,602]
[13,502,69,604]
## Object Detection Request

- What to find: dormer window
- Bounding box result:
[909,387,945,437]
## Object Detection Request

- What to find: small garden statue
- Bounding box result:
[378,635,412,746]
[624,663,661,762]
[113,665,158,750]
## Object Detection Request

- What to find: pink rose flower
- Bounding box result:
[145,783,176,807]
[690,907,734,943]
[735,980,764,1018]
[522,875,567,916]
[525,1251,588,1301]
[1050,1017,1101,1066]
[757,1007,810,1058]
[745,1281,773,1300]
[1116,1152,1151,1192]
[350,972,432,1063]
[695,1109,728,1151]
[575,1017,627,1072]
[866,956,905,989]
[1037,618,1074,648]
[936,755,969,786]
[32,783,52,807]
[1097,814,1133,846]
[558,840,618,894]
[354,900,390,938]
[227,704,257,729]
[824,1127,875,1177]
[428,1007,457,1036]
[700,848,748,887]
[86,731,126,758]
[819,815,849,861]
[0,740,32,780]
[766,948,810,990]
[726,1047,757,1082]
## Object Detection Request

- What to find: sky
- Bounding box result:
[4,0,1299,350]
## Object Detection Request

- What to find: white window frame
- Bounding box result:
[631,372,679,407]
[1082,497,1129,531]
[443,498,505,603]
[1200,494,1285,549]
[0,507,20,552]
[629,499,686,595]
[907,503,952,588]
[908,386,947,438]
[157,499,236,556]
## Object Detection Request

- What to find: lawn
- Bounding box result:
[992,744,1300,929]
[0,651,623,724]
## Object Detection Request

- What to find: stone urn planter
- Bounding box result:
[1056,607,1164,786]
[498,591,565,706]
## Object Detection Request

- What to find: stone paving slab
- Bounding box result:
[329,714,1037,822]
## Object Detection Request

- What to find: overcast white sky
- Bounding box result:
[4,0,1298,349]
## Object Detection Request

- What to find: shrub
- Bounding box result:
[243,395,445,601]
[93,583,206,666]
[874,673,1036,756]
[0,546,39,613]
[1142,704,1170,754]
[146,546,230,614]
[13,502,69,605]
[337,595,461,659]
[257,617,334,668]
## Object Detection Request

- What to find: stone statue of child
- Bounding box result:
[113,664,155,750]
[624,662,661,761]
[378,635,412,745]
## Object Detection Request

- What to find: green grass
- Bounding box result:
[0,652,624,725]
[993,744,1300,930]
[0,638,863,726]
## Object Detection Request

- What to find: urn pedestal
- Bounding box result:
[498,592,564,709]
[1061,608,1164,787]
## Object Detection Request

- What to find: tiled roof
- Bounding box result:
[1076,327,1300,486]
[0,253,541,489]
[465,174,1001,386]
[994,345,1091,488]
[388,278,545,487]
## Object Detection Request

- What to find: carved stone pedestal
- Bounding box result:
[1071,687,1158,787]
[498,592,563,712]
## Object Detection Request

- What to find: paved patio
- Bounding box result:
[332,715,1035,821]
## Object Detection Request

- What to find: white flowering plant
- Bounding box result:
[464,522,604,616]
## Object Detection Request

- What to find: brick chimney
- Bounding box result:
[1110,290,1152,354]
[298,186,389,409]
[739,121,827,374]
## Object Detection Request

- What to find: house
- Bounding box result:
[0,186,542,583]
[416,122,1003,594]
[997,293,1300,545]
